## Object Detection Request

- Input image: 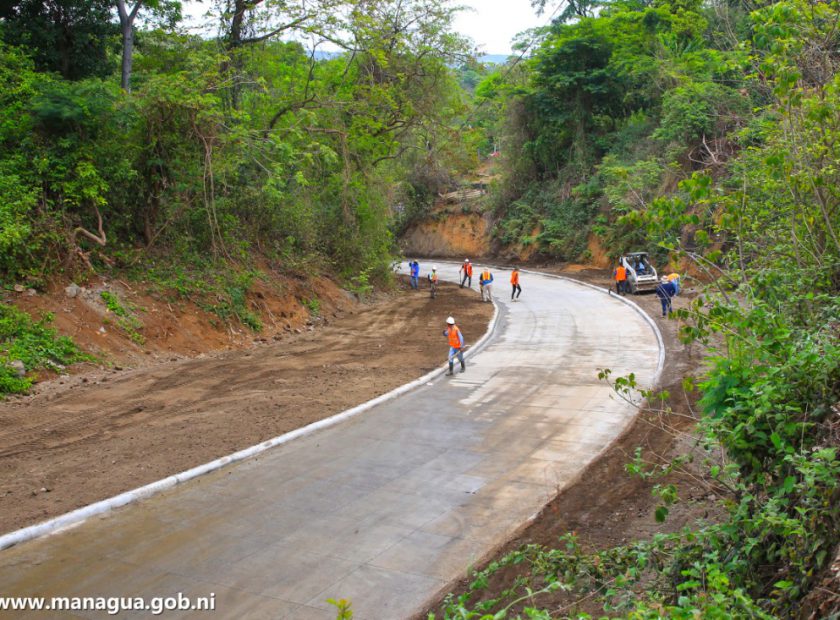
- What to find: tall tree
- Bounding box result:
[115,0,181,91]
[0,0,117,79]
[116,0,141,90]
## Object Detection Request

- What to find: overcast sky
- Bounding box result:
[181,1,546,55]
[453,0,544,55]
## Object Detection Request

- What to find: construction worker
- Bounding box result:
[655,276,676,317]
[613,260,628,295]
[665,272,681,296]
[443,316,465,375]
[428,266,439,298]
[479,267,494,302]
[409,260,420,290]
[459,259,473,288]
[510,267,522,301]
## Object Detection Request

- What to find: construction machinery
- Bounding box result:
[620,252,658,293]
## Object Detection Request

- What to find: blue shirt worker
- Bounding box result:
[409,260,420,290]
[443,316,466,376]
[655,277,676,317]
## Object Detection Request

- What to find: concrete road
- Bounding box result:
[0,263,661,619]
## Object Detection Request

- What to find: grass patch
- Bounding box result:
[0,304,93,394]
[131,261,264,332]
[100,291,145,344]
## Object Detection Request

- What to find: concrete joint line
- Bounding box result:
[0,273,500,552]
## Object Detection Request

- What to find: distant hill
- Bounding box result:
[478,54,512,64]
[313,50,343,61]
[311,50,512,64]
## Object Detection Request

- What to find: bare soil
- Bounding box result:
[418,266,718,618]
[400,210,491,259]
[0,278,492,535]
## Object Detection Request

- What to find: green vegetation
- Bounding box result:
[432,0,840,616]
[0,0,477,291]
[0,304,92,394]
[1,0,838,612]
[0,0,478,389]
[100,290,145,343]
[302,298,321,318]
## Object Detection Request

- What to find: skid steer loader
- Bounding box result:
[620,252,658,293]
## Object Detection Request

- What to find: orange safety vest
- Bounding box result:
[511,270,519,285]
[430,272,438,283]
[481,270,491,282]
[447,326,462,348]
[465,263,473,276]
[615,266,627,281]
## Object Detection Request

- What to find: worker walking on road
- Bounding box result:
[665,272,681,296]
[613,261,628,295]
[510,267,522,301]
[655,276,676,317]
[479,267,494,302]
[443,316,466,375]
[459,259,473,288]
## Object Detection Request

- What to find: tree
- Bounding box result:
[0,0,118,80]
[115,0,181,91]
[116,0,141,90]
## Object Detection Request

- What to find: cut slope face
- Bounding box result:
[401,210,491,258]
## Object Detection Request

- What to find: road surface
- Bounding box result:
[0,263,661,619]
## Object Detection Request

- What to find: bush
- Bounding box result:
[0,304,91,394]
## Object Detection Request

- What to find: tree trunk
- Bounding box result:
[121,23,134,92]
[117,0,142,92]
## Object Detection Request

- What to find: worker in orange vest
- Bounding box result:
[428,266,439,298]
[510,267,522,301]
[459,259,473,288]
[479,268,494,302]
[613,260,628,296]
[443,316,466,375]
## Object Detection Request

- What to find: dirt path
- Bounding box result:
[0,281,492,535]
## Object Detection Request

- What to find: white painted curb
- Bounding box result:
[0,272,499,552]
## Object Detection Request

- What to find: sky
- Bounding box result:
[181,1,546,56]
[453,0,544,55]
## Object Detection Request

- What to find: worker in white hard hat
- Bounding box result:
[459,258,473,288]
[443,316,466,376]
[428,266,439,298]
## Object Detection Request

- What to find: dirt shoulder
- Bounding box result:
[0,279,492,535]
[418,265,714,618]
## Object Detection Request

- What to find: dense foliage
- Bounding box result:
[0,0,476,290]
[434,0,840,617]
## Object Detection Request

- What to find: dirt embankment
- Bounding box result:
[0,277,492,534]
[401,209,491,260]
[11,272,352,369]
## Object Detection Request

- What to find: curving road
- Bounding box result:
[0,263,661,619]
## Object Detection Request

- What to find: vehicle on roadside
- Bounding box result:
[620,252,658,293]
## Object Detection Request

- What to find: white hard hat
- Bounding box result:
[446,316,455,325]
[464,258,470,262]
[432,266,437,270]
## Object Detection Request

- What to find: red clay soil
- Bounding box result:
[0,278,492,535]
